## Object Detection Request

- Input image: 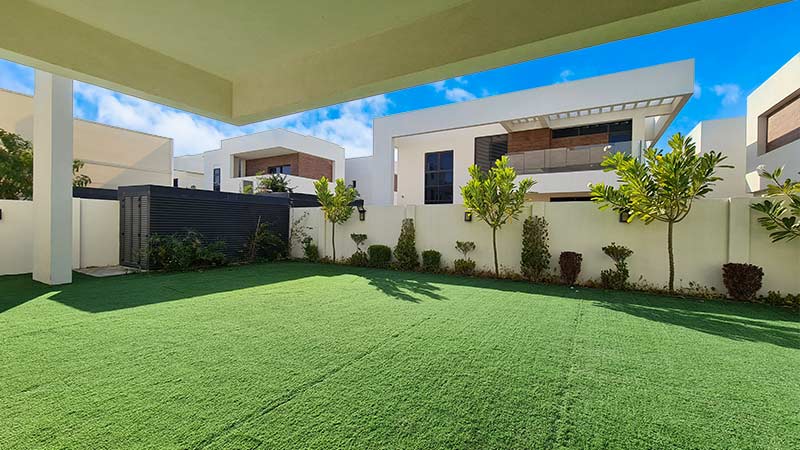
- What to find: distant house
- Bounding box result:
[0,88,174,189]
[349,60,695,206]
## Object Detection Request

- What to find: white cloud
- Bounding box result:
[693,82,702,99]
[712,83,742,106]
[444,87,476,102]
[73,81,389,158]
[558,69,574,83]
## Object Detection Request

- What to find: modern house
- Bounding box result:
[0,87,174,189]
[687,117,748,198]
[351,60,694,206]
[172,154,204,189]
[745,52,800,195]
[200,129,344,195]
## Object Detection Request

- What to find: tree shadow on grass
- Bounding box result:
[359,269,446,303]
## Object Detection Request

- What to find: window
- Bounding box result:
[268,164,291,175]
[765,92,800,152]
[424,150,453,204]
[172,178,179,187]
[551,120,632,141]
[213,168,221,192]
[474,134,508,172]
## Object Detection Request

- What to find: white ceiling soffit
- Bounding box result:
[0,0,784,125]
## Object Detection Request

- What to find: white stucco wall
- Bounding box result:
[745,52,800,194]
[293,198,800,296]
[688,117,748,198]
[0,88,173,189]
[0,198,119,275]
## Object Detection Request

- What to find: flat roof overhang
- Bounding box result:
[0,0,783,125]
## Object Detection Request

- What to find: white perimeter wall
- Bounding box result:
[0,199,119,275]
[293,199,800,296]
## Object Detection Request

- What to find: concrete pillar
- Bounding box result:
[32,71,73,285]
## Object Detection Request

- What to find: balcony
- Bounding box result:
[507,141,633,174]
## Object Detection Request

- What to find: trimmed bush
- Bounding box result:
[302,237,319,262]
[368,244,392,268]
[722,263,764,301]
[348,251,369,267]
[421,250,441,272]
[600,243,633,290]
[394,218,419,270]
[559,251,582,285]
[454,258,476,275]
[521,215,550,281]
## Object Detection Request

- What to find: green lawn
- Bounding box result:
[1,263,798,449]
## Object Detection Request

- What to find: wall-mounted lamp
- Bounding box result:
[619,210,631,223]
[357,205,366,221]
[464,211,472,222]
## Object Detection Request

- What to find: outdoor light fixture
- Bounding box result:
[464,211,472,222]
[358,205,366,221]
[619,210,631,223]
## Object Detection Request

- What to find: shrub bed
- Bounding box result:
[368,245,392,268]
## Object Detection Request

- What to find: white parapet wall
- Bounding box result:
[292,199,800,296]
[0,198,119,276]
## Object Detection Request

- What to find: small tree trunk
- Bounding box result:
[492,228,499,277]
[331,222,336,262]
[667,221,675,293]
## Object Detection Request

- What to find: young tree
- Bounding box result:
[0,128,91,199]
[590,133,730,292]
[461,156,535,276]
[751,166,800,243]
[313,177,358,261]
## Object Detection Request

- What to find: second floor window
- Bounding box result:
[268,165,292,175]
[424,150,453,204]
[213,168,221,191]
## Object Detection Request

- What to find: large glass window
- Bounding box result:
[424,150,453,204]
[213,168,221,192]
[268,164,292,175]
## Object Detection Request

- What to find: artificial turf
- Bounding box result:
[0,262,798,449]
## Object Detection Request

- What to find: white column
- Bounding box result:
[33,71,73,285]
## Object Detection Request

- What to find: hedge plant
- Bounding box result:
[393,218,419,270]
[521,215,550,281]
[421,250,441,272]
[368,244,392,268]
[559,251,582,285]
[454,241,476,275]
[600,243,633,289]
[722,263,764,301]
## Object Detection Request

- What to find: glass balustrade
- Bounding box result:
[507,141,633,174]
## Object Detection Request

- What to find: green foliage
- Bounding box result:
[722,263,764,301]
[349,233,369,266]
[600,243,633,290]
[301,237,319,262]
[256,172,294,193]
[453,258,476,275]
[0,128,92,199]
[559,251,582,285]
[248,223,288,262]
[314,177,359,261]
[367,244,391,268]
[590,133,730,292]
[520,215,550,281]
[455,241,476,259]
[750,166,800,242]
[393,218,419,270]
[759,291,800,310]
[289,211,311,255]
[461,156,535,275]
[148,230,227,271]
[421,250,442,272]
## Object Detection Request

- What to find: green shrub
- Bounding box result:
[521,216,550,281]
[393,218,419,270]
[348,250,369,267]
[454,258,476,275]
[455,241,476,259]
[421,250,441,272]
[249,223,288,262]
[302,237,319,262]
[600,243,633,289]
[559,251,582,285]
[368,244,392,268]
[148,230,227,271]
[722,263,764,301]
[759,291,800,309]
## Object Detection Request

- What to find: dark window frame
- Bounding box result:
[424,150,454,205]
[267,164,292,175]
[213,168,221,192]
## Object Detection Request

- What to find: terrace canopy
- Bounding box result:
[0,0,781,284]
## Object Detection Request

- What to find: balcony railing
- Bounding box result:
[507,141,633,174]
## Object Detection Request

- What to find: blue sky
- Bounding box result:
[1,1,798,157]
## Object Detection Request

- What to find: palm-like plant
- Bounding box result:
[313,177,359,261]
[590,133,730,292]
[461,156,535,276]
[751,166,800,242]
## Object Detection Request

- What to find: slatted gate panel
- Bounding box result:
[118,185,290,269]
